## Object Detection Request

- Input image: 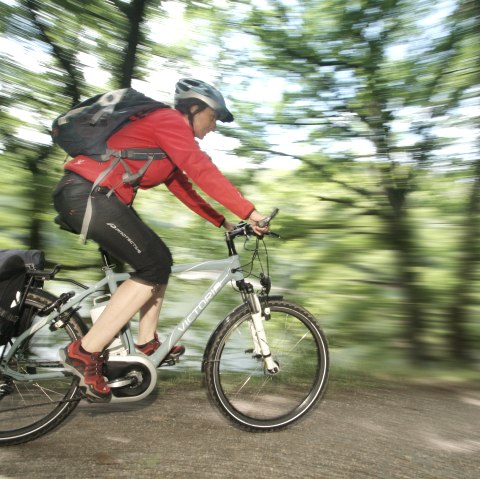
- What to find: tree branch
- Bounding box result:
[24,0,82,104]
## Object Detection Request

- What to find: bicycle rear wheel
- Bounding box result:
[0,289,87,446]
[204,299,329,432]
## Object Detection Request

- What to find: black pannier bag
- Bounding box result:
[0,250,45,346]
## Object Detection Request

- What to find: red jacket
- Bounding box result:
[64,108,255,227]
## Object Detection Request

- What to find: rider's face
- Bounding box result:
[191,106,217,139]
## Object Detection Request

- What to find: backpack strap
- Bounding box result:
[97,147,166,162]
[78,148,168,243]
[120,149,166,184]
[79,153,122,243]
[120,148,167,161]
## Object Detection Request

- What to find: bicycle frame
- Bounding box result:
[2,251,251,382]
[134,256,246,367]
[1,209,332,441]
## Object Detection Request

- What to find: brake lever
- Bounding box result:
[257,208,279,229]
[229,208,280,239]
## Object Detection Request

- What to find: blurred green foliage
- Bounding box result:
[0,0,479,379]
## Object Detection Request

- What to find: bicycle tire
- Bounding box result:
[204,299,329,432]
[0,288,87,446]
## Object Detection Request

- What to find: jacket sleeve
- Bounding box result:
[154,116,255,220]
[165,169,226,227]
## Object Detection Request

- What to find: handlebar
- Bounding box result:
[227,208,279,240]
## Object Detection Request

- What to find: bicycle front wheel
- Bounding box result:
[204,299,329,432]
[0,289,87,446]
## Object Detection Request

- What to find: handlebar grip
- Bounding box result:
[257,208,279,228]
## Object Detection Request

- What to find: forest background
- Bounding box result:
[1,0,479,381]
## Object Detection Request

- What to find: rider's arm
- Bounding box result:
[165,169,226,227]
[152,111,255,220]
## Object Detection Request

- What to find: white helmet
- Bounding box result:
[174,78,234,123]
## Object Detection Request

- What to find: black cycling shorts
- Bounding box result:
[53,172,173,285]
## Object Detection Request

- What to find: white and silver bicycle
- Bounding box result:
[0,209,329,445]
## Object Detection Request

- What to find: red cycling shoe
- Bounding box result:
[135,332,185,362]
[59,339,111,403]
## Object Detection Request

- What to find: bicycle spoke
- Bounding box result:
[0,289,85,445]
[205,299,329,431]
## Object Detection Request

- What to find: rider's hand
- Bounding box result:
[249,210,269,236]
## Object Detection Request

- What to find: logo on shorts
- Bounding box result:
[106,223,142,254]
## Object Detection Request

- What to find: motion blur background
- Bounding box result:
[1,0,479,380]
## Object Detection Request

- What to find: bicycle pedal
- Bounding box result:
[159,358,177,367]
[77,386,111,404]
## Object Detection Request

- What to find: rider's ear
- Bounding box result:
[189,104,200,115]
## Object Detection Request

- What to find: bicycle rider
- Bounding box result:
[53,79,269,402]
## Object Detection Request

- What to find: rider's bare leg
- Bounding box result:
[137,284,167,344]
[81,279,165,353]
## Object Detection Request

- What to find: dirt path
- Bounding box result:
[1,375,479,479]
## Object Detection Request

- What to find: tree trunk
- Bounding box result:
[119,0,148,88]
[26,146,52,251]
[385,185,430,362]
[446,155,480,361]
[391,221,429,362]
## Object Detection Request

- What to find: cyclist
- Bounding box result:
[54,78,269,402]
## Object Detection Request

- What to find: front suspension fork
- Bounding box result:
[239,281,279,375]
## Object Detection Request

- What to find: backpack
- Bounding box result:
[0,250,45,346]
[51,88,170,162]
[51,88,171,241]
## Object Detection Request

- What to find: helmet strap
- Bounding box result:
[188,103,208,127]
[187,110,196,127]
[175,100,208,128]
